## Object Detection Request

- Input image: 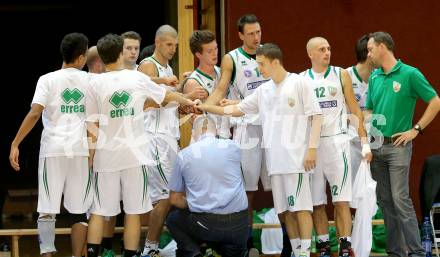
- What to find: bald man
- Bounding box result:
[300,37,372,257]
[138,25,180,257]
[86,46,105,74]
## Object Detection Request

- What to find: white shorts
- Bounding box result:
[312,135,352,206]
[271,173,312,214]
[90,166,153,216]
[37,156,92,214]
[350,137,362,184]
[146,133,179,203]
[233,124,271,191]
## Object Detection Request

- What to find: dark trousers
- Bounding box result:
[166,208,249,257]
[371,142,424,257]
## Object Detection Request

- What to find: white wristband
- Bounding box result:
[362,143,371,157]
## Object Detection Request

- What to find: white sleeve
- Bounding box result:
[85,82,99,122]
[31,76,49,107]
[300,77,322,116]
[237,88,260,114]
[141,73,166,105]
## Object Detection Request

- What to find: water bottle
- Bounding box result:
[422,217,433,257]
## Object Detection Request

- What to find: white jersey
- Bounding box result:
[228,47,269,125]
[346,66,368,110]
[86,69,166,172]
[301,66,348,137]
[237,73,322,175]
[187,67,231,138]
[31,68,90,158]
[140,56,180,138]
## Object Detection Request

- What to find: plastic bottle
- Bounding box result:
[422,217,433,257]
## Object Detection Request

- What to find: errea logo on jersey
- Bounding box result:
[109,90,134,118]
[60,88,85,113]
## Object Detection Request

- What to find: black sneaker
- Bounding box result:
[339,238,354,257]
[316,240,331,257]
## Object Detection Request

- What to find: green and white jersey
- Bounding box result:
[86,69,166,172]
[31,68,90,158]
[346,66,368,110]
[228,47,269,125]
[346,66,369,138]
[301,66,348,137]
[187,67,231,138]
[140,56,180,138]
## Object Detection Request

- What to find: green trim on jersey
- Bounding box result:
[228,53,236,86]
[352,66,364,83]
[339,67,344,94]
[307,66,331,79]
[83,168,93,203]
[195,68,214,81]
[238,47,252,60]
[142,165,148,206]
[43,158,50,199]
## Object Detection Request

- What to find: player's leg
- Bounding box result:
[122,166,153,257]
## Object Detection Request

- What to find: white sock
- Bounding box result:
[290,238,301,256]
[317,234,329,243]
[300,239,311,257]
[142,240,158,253]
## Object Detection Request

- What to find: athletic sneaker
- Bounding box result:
[316,240,331,257]
[102,249,116,257]
[141,249,161,257]
[247,247,259,257]
[339,238,354,257]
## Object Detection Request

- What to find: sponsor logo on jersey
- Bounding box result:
[319,100,337,108]
[328,86,337,97]
[247,79,269,90]
[244,70,252,78]
[393,81,401,93]
[241,60,247,66]
[61,88,85,113]
[355,93,361,102]
[109,90,134,118]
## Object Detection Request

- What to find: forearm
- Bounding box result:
[205,89,225,105]
[171,194,188,209]
[164,91,191,106]
[308,114,322,149]
[203,104,244,117]
[416,96,440,129]
[12,111,41,147]
[353,110,368,141]
[86,122,99,155]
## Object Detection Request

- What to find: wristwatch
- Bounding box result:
[414,124,423,135]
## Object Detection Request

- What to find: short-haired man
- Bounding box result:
[366,31,440,257]
[346,34,374,177]
[9,32,92,257]
[183,30,229,138]
[204,14,270,251]
[167,115,249,257]
[301,37,372,257]
[85,33,194,257]
[198,43,323,257]
[121,31,141,70]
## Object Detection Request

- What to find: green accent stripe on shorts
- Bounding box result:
[83,168,93,203]
[295,173,303,198]
[340,150,348,194]
[142,165,148,206]
[94,173,101,205]
[155,144,168,185]
[43,158,50,199]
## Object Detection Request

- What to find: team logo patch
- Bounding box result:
[61,88,84,104]
[393,81,401,93]
[244,70,252,78]
[109,90,132,108]
[328,86,337,97]
[287,97,295,107]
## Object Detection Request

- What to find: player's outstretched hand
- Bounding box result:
[219,99,240,107]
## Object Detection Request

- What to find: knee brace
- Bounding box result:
[66,213,88,227]
[37,213,56,254]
